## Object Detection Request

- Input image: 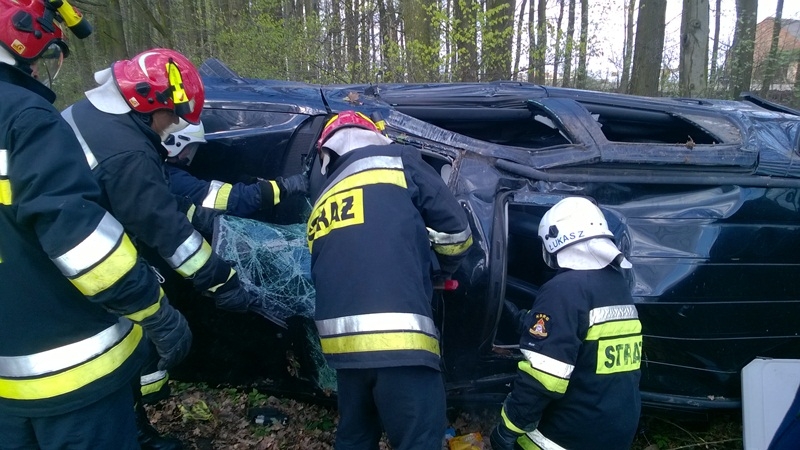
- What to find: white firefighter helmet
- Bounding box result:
[538,197,631,270]
[163,122,206,158]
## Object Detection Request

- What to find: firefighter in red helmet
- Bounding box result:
[0,2,191,449]
[308,110,473,450]
[61,48,264,449]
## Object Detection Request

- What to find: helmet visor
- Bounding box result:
[33,43,64,87]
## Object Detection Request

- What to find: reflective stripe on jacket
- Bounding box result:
[165,164,267,217]
[62,100,238,295]
[0,64,151,417]
[308,143,472,371]
[502,267,642,449]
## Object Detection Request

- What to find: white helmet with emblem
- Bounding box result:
[538,197,631,270]
[163,122,206,158]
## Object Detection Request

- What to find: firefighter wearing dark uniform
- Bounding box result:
[61,49,257,450]
[491,197,642,450]
[162,123,309,218]
[307,111,473,450]
[0,2,192,449]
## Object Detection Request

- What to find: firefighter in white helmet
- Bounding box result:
[490,196,642,450]
[163,122,308,219]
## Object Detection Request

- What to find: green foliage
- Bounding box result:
[482,1,515,80]
[304,414,336,431]
[214,0,326,82]
[247,388,270,407]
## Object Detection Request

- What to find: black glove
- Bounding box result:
[174,195,221,236]
[138,298,193,371]
[490,422,522,450]
[502,300,529,336]
[276,173,309,199]
[212,281,258,313]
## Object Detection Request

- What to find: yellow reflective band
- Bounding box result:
[0,180,11,206]
[69,234,137,296]
[596,335,642,374]
[518,436,543,450]
[320,332,440,356]
[175,240,212,277]
[307,189,365,250]
[140,372,169,396]
[207,268,236,293]
[0,325,142,400]
[517,360,569,394]
[312,168,407,211]
[433,235,473,256]
[124,289,165,322]
[501,407,526,434]
[215,183,233,210]
[186,204,196,222]
[0,179,10,205]
[269,180,280,206]
[585,319,642,341]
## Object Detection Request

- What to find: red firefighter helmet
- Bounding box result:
[112,48,205,125]
[0,0,71,63]
[316,111,380,150]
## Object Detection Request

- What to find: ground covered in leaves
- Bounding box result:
[147,382,744,449]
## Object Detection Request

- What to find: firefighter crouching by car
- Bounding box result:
[162,122,309,220]
[307,111,473,450]
[61,48,264,449]
[0,1,192,449]
[490,197,642,450]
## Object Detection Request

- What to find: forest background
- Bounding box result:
[55,0,800,111]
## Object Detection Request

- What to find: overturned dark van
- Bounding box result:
[165,58,800,415]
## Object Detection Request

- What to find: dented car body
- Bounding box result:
[167,59,800,414]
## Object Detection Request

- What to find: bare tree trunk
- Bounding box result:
[561,0,575,87]
[485,0,515,81]
[96,0,128,62]
[378,0,402,82]
[552,0,565,85]
[709,0,722,91]
[331,0,344,76]
[514,0,529,80]
[630,0,667,96]
[454,0,479,81]
[729,0,758,98]
[534,0,547,84]
[760,0,784,97]
[679,0,709,97]
[619,0,636,93]
[344,0,358,82]
[401,0,438,82]
[575,0,588,88]
[360,0,371,81]
[794,50,800,107]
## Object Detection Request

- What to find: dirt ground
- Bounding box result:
[148,382,743,450]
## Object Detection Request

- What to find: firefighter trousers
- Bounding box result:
[0,381,139,450]
[335,365,447,450]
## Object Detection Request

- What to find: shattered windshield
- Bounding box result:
[213,215,338,392]
[214,216,314,326]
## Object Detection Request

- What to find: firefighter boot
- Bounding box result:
[136,402,183,450]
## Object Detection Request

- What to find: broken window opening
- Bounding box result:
[578,103,740,145]
[398,107,572,150]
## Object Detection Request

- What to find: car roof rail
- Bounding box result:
[740,92,800,117]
